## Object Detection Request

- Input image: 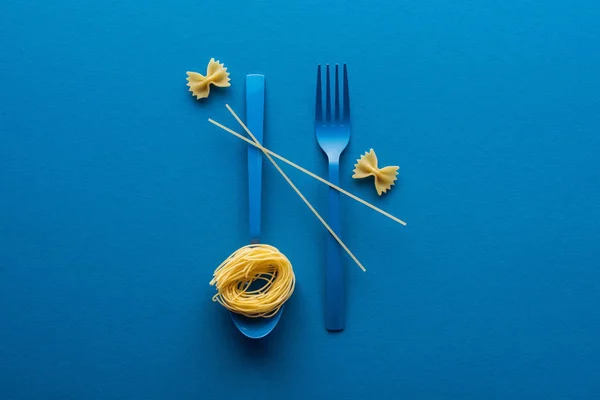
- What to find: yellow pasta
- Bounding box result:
[352,149,399,195]
[210,244,295,318]
[186,58,231,99]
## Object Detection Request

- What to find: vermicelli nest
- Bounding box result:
[210,244,295,318]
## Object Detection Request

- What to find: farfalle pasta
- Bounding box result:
[352,149,399,195]
[186,58,231,99]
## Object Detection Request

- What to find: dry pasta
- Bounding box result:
[352,149,399,195]
[210,244,295,318]
[208,115,407,227]
[186,58,230,99]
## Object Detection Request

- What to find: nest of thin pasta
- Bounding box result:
[210,244,295,318]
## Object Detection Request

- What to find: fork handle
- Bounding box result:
[326,161,345,331]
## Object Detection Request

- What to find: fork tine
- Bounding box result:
[334,64,340,121]
[315,64,322,121]
[343,64,350,121]
[325,64,331,121]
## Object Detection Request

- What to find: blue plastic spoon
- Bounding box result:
[230,74,283,339]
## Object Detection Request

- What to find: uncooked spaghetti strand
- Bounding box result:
[207,118,406,226]
[223,104,366,272]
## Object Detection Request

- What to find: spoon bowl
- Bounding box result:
[230,307,284,339]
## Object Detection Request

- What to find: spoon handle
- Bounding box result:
[246,74,265,244]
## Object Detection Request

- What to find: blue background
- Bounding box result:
[1,0,600,398]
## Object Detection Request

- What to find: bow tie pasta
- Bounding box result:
[352,149,399,196]
[186,58,231,100]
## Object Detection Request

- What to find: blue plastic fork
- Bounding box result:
[315,64,351,331]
